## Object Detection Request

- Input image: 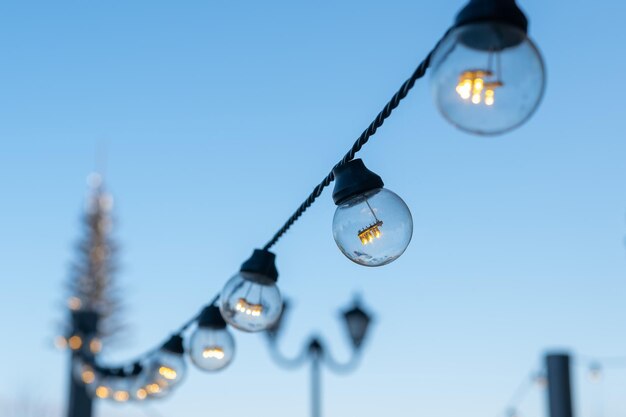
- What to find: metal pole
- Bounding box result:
[546,353,574,417]
[67,311,99,417]
[309,339,323,417]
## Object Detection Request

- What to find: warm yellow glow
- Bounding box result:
[54,336,68,350]
[158,366,177,380]
[136,388,148,400]
[146,383,161,394]
[95,386,109,399]
[235,298,263,317]
[358,220,383,245]
[81,370,95,384]
[113,391,130,402]
[456,70,503,106]
[89,338,102,353]
[68,297,82,310]
[202,347,225,360]
[68,335,83,350]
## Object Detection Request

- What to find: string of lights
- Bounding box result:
[58,0,547,405]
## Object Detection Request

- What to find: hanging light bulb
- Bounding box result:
[220,249,283,332]
[144,335,187,393]
[331,159,413,266]
[125,363,150,401]
[189,305,236,372]
[430,0,545,135]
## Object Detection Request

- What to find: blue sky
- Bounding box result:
[1,0,626,416]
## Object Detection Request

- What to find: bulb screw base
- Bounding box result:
[332,159,384,205]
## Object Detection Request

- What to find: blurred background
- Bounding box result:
[0,0,625,416]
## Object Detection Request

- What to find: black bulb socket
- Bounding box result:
[240,249,279,284]
[197,304,228,329]
[454,0,528,50]
[161,334,185,355]
[332,159,384,205]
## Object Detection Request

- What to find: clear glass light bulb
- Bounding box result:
[189,327,235,372]
[148,349,186,390]
[220,272,282,332]
[333,188,412,266]
[430,22,545,135]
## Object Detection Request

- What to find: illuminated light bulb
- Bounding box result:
[146,335,186,390]
[68,296,82,311]
[135,388,148,400]
[68,335,83,350]
[430,0,545,135]
[113,390,130,402]
[189,305,236,372]
[332,159,413,267]
[220,249,283,332]
[89,338,102,353]
[82,369,96,384]
[95,385,110,399]
[54,336,68,350]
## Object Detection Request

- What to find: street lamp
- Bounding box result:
[265,297,373,417]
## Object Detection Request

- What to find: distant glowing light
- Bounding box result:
[68,335,83,350]
[95,386,109,399]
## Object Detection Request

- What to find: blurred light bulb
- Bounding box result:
[68,296,82,310]
[332,160,412,267]
[430,1,545,135]
[189,305,236,372]
[220,250,283,332]
[68,335,83,350]
[89,337,102,353]
[54,336,68,350]
[146,336,186,390]
[95,385,110,399]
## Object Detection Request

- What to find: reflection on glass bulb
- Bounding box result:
[431,22,545,135]
[333,188,412,266]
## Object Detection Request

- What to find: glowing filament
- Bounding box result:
[202,346,225,360]
[158,366,177,380]
[235,298,263,317]
[358,220,383,245]
[456,70,502,106]
[113,391,130,402]
[95,386,109,399]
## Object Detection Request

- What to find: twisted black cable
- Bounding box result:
[263,30,450,250]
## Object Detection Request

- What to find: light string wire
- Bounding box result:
[73,29,451,375]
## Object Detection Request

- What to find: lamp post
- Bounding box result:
[67,310,99,417]
[265,297,373,417]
